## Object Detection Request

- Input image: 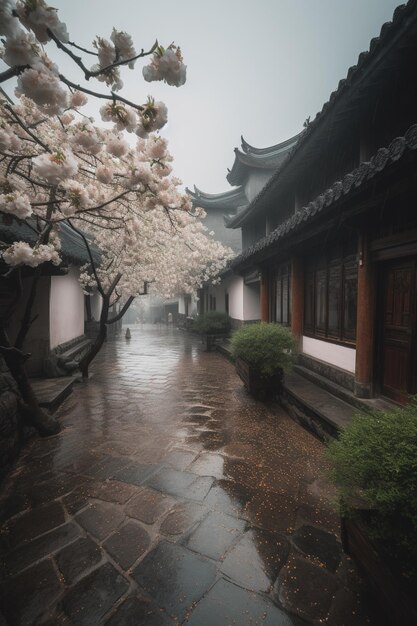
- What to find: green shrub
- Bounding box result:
[192,311,231,335]
[230,322,296,378]
[327,398,417,581]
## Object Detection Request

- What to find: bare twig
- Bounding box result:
[67,218,104,297]
[67,40,99,56]
[58,74,144,112]
[48,29,157,80]
[107,295,134,324]
[4,104,51,152]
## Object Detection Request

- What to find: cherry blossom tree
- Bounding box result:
[0,1,232,435]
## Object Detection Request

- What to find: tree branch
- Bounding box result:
[4,104,51,152]
[0,267,23,323]
[67,219,104,297]
[0,65,29,84]
[58,74,143,112]
[106,272,122,297]
[48,29,157,80]
[107,296,134,324]
[67,40,99,56]
[15,265,42,350]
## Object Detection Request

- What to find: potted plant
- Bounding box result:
[230,322,295,398]
[327,400,417,626]
[192,312,231,351]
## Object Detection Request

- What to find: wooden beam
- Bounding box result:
[355,232,376,398]
[291,256,304,348]
[260,270,269,322]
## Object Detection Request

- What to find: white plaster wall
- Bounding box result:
[190,294,198,316]
[90,291,102,321]
[302,336,356,373]
[227,275,244,320]
[50,267,85,349]
[178,295,186,315]
[212,284,227,313]
[244,171,273,202]
[243,283,260,320]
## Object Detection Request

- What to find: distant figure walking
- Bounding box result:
[167,312,173,326]
[125,328,131,340]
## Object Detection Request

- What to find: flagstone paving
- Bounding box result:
[0,326,376,625]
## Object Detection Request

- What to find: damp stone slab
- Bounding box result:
[132,540,216,622]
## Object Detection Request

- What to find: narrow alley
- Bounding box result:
[0,327,372,625]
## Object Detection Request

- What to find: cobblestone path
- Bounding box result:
[0,327,374,625]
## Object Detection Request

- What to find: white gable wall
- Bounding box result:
[50,267,85,349]
[178,295,186,315]
[243,282,260,320]
[244,171,274,203]
[227,275,244,320]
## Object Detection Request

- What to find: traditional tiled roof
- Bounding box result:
[226,133,301,186]
[0,219,100,266]
[231,124,417,269]
[185,184,248,213]
[227,0,417,229]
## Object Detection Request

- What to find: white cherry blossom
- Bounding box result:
[33,149,78,184]
[16,67,68,115]
[143,45,186,87]
[0,192,32,219]
[16,0,69,43]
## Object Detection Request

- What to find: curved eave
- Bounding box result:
[231,124,417,270]
[226,137,299,186]
[227,0,417,228]
[240,132,302,156]
[224,205,249,227]
[186,184,247,211]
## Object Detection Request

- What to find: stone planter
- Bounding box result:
[235,357,283,398]
[202,333,228,352]
[341,515,417,626]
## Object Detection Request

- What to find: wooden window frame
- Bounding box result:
[271,262,291,326]
[304,244,358,347]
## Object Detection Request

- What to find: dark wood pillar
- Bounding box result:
[355,232,376,398]
[291,256,304,348]
[260,270,270,322]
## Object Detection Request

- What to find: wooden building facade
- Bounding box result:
[229,1,417,403]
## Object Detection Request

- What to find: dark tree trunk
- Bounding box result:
[0,335,60,436]
[0,267,60,437]
[78,295,135,378]
[79,297,109,379]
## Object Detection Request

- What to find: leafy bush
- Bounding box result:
[192,311,231,335]
[230,322,296,378]
[327,399,417,581]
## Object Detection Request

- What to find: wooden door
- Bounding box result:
[381,260,416,403]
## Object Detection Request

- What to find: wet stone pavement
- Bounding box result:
[0,327,375,625]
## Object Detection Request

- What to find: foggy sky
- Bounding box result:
[7,0,403,192]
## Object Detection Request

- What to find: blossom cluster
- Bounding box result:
[2,241,60,267]
[0,2,230,314]
[0,191,32,219]
[143,45,187,87]
[1,0,186,139]
[0,96,232,307]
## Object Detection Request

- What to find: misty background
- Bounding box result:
[3,0,402,192]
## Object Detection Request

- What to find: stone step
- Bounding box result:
[282,369,398,441]
[293,364,397,415]
[30,377,75,412]
[283,372,355,439]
